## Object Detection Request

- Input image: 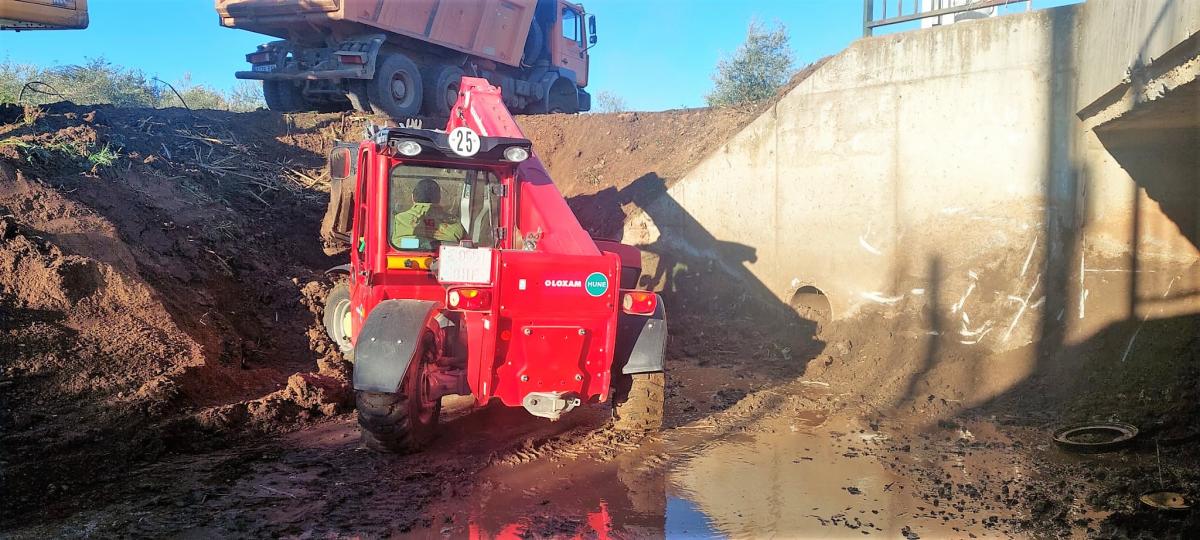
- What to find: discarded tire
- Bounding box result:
[1140,490,1190,511]
[1052,422,1138,453]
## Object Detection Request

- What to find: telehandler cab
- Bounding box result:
[321,77,666,452]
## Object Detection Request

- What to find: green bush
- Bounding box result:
[706,20,795,107]
[0,58,264,112]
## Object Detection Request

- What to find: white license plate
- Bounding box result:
[252,64,275,73]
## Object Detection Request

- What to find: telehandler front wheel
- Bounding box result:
[322,282,353,355]
[356,332,440,453]
[612,371,665,431]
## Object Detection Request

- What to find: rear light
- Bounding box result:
[247,52,272,64]
[621,291,658,315]
[447,288,492,311]
[336,53,367,65]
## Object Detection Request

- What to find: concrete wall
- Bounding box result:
[625,0,1200,389]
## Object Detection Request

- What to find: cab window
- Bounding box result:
[561,7,581,43]
[389,164,499,252]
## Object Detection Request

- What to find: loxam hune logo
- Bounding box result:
[542,273,610,297]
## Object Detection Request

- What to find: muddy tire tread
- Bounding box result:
[357,391,421,453]
[612,372,665,431]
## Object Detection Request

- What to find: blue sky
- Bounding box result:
[2,0,1081,111]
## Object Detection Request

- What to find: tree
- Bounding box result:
[226,81,266,112]
[0,58,267,112]
[705,20,794,107]
[594,90,628,113]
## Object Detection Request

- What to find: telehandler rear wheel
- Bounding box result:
[322,282,353,355]
[612,371,665,431]
[356,332,440,453]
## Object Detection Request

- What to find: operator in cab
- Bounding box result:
[392,178,464,250]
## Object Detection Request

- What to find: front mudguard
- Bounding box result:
[613,299,667,375]
[352,299,438,393]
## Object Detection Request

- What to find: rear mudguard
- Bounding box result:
[352,299,438,393]
[613,298,667,375]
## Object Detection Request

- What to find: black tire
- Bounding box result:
[612,371,665,431]
[262,80,306,112]
[356,332,440,453]
[367,52,423,119]
[422,64,464,118]
[345,79,371,113]
[322,282,353,354]
[522,21,545,64]
[548,80,578,114]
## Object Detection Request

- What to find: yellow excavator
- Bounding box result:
[0,0,88,31]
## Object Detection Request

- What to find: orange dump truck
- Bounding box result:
[215,0,596,118]
[0,0,89,30]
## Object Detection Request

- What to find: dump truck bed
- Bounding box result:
[0,0,89,30]
[215,0,536,68]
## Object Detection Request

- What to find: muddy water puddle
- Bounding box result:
[436,408,994,539]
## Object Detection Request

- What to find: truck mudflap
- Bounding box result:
[614,299,667,375]
[352,299,438,393]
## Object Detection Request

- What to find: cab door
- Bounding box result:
[554,1,588,87]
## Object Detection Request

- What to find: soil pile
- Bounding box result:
[518,106,758,239]
[0,103,357,522]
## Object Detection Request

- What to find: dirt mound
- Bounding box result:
[0,102,358,523]
[517,106,757,239]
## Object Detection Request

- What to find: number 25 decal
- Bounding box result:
[448,127,480,157]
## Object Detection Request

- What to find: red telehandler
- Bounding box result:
[320,77,666,452]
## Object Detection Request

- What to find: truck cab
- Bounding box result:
[321,78,665,453]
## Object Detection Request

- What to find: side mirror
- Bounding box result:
[587,15,597,44]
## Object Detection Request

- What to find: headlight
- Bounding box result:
[396,140,422,156]
[503,146,529,162]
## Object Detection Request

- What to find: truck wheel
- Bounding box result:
[548,79,578,114]
[356,332,440,452]
[367,52,423,119]
[422,64,464,118]
[522,22,545,64]
[612,371,665,431]
[262,80,306,112]
[346,80,372,113]
[322,282,353,354]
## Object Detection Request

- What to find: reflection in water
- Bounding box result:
[456,410,970,539]
[665,497,720,538]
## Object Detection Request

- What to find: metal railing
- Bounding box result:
[863,0,1032,37]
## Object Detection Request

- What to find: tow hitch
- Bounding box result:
[522,392,582,420]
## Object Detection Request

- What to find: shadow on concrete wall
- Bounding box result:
[966,4,1200,426]
[567,172,827,392]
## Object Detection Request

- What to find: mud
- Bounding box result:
[2,102,1197,539]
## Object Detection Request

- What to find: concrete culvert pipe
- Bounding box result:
[789,286,832,329]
